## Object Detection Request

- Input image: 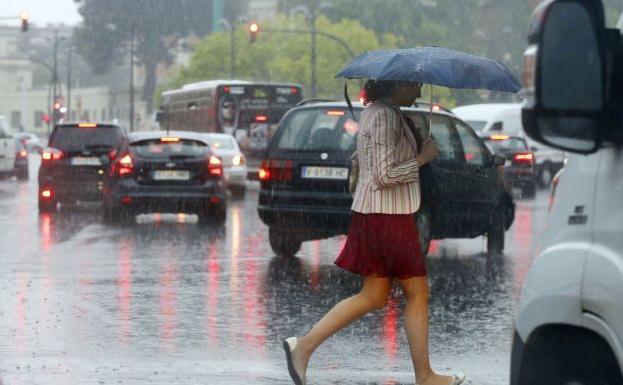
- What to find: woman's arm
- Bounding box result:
[370,108,420,189]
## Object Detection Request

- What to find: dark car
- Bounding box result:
[38,122,126,212]
[483,134,537,198]
[257,101,514,257]
[102,130,227,225]
[14,140,28,180]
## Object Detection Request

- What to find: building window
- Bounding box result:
[34,111,44,128]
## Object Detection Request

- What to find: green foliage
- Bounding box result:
[172,14,403,99]
[74,0,247,110]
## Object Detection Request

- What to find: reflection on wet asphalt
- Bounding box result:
[0,156,549,385]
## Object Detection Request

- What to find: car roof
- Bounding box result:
[452,103,522,120]
[128,130,210,144]
[292,101,457,118]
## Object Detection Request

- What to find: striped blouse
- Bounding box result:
[351,101,421,214]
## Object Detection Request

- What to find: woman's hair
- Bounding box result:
[363,80,399,103]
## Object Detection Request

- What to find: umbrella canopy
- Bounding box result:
[336,47,521,93]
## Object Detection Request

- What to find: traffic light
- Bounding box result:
[20,12,28,32]
[249,22,259,43]
[52,99,65,123]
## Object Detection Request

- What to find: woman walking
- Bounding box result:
[282,80,465,385]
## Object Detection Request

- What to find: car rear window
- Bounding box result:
[131,139,208,158]
[206,136,236,150]
[275,108,360,151]
[484,138,528,153]
[50,125,123,151]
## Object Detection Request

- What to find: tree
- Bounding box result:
[73,0,248,112]
[170,15,403,99]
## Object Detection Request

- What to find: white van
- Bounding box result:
[453,103,565,187]
[511,2,623,384]
[0,116,17,177]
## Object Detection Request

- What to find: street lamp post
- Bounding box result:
[67,45,73,120]
[219,19,236,79]
[129,25,135,132]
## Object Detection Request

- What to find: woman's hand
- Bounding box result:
[416,139,438,166]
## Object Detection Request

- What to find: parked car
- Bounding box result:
[37,122,126,212]
[204,133,248,197]
[483,134,537,198]
[14,132,42,153]
[511,2,623,384]
[102,130,227,225]
[453,103,565,187]
[13,140,28,180]
[0,117,17,179]
[257,101,514,257]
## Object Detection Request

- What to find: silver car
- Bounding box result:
[205,133,248,197]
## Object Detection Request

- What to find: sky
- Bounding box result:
[4,0,82,27]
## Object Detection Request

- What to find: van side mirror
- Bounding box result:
[522,0,608,154]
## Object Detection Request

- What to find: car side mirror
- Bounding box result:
[155,110,164,122]
[492,155,506,166]
[522,0,609,154]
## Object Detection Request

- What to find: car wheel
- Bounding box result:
[16,167,28,181]
[415,206,431,257]
[229,185,246,198]
[538,164,553,188]
[487,209,506,257]
[38,197,57,212]
[269,227,303,257]
[198,203,227,226]
[521,181,537,199]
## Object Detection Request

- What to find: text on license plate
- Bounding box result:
[301,166,348,180]
[152,170,190,180]
[71,157,101,166]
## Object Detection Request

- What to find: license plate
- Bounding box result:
[152,170,190,181]
[301,166,349,180]
[71,157,101,166]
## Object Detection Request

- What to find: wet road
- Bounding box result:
[0,155,548,385]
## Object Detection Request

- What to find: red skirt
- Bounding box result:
[335,211,427,279]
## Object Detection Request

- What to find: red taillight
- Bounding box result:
[513,153,534,164]
[111,153,134,177]
[40,188,54,199]
[208,155,223,176]
[255,115,269,122]
[259,159,293,181]
[232,155,244,166]
[42,148,64,162]
[18,149,28,158]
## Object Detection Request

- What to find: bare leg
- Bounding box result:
[398,276,454,385]
[291,276,393,380]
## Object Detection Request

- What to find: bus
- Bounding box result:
[158,80,303,160]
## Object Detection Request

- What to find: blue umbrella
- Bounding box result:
[336,47,521,93]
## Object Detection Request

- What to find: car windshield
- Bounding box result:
[49,126,123,151]
[131,138,208,158]
[484,138,528,153]
[276,108,360,151]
